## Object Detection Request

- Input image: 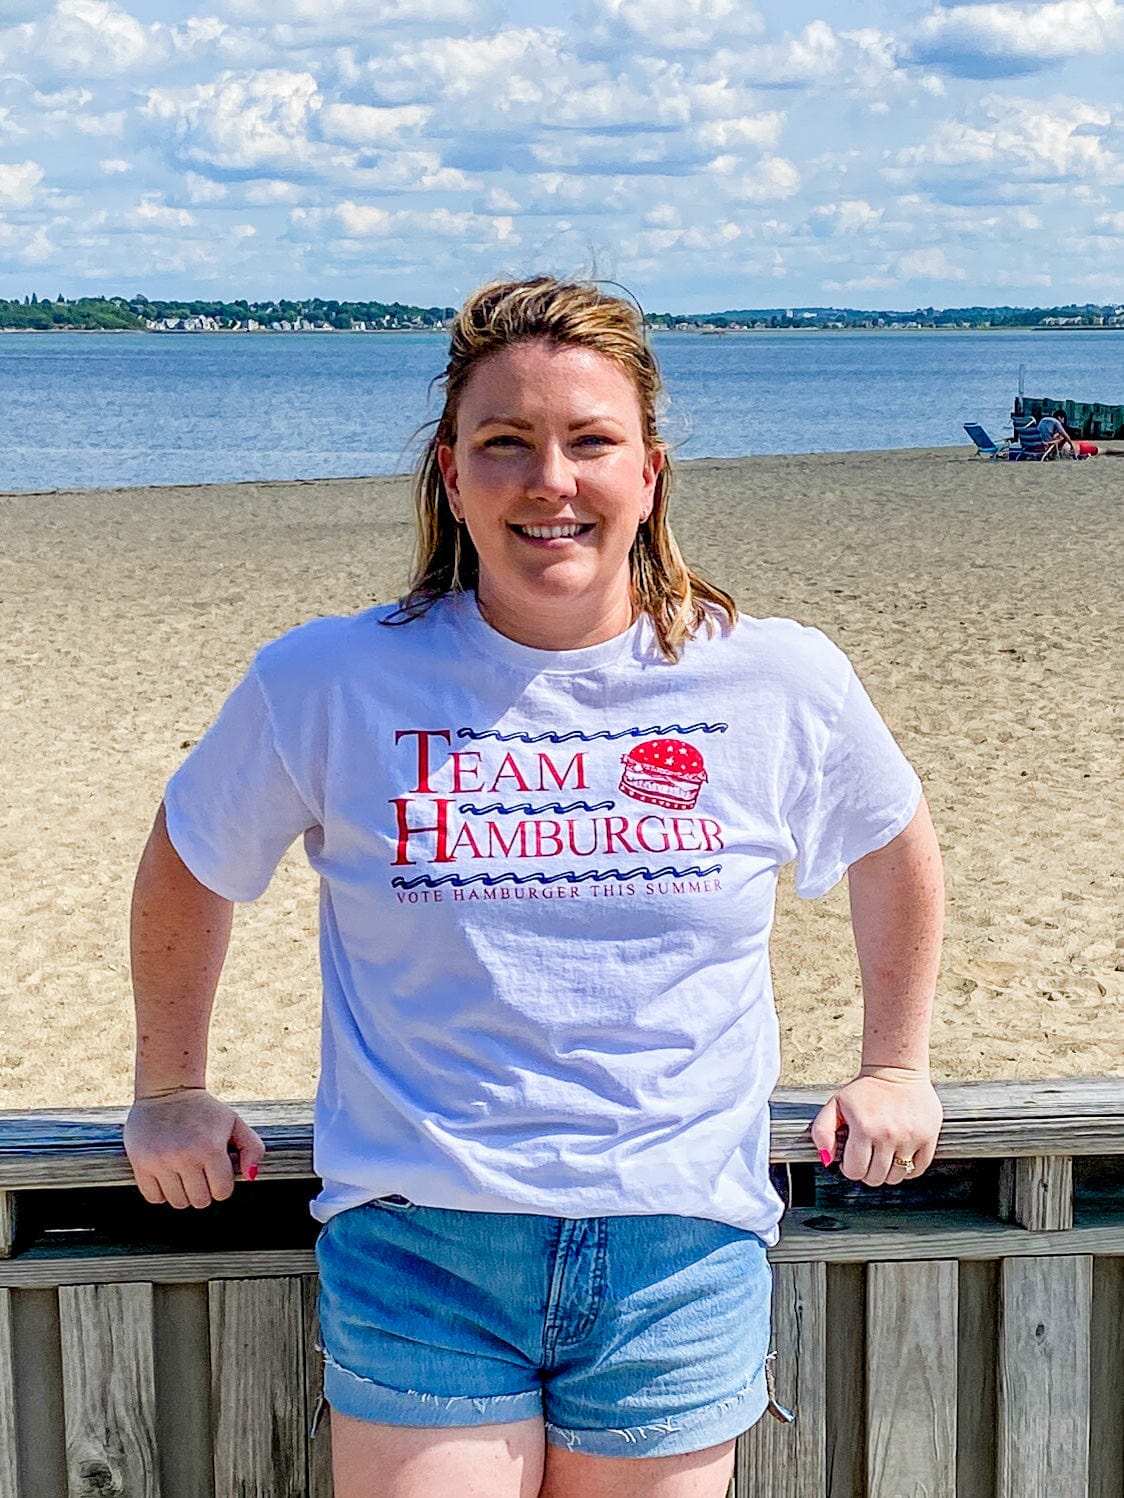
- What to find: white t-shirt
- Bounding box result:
[164,593,922,1243]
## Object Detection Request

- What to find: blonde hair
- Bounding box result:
[389,275,737,661]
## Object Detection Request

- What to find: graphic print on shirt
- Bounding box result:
[389,723,727,899]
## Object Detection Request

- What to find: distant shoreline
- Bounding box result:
[5,324,1124,336]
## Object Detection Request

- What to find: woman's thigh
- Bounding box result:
[330,1410,545,1498]
[540,1438,735,1498]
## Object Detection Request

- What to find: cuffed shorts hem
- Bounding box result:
[544,1376,769,1459]
[323,1349,543,1428]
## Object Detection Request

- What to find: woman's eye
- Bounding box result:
[483,435,526,449]
[576,434,615,449]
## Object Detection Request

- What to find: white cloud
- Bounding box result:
[896,247,967,279]
[729,156,801,201]
[21,224,55,262]
[144,70,322,171]
[596,0,764,49]
[184,172,227,203]
[334,201,390,236]
[483,186,519,213]
[0,160,44,206]
[1095,210,1124,231]
[99,157,131,174]
[885,95,1118,198]
[126,193,195,229]
[74,112,127,137]
[319,102,430,145]
[811,199,883,235]
[724,21,843,87]
[4,0,165,78]
[219,0,476,20]
[908,1,1124,77]
[695,113,785,153]
[244,178,301,203]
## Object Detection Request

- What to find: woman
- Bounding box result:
[125,276,943,1498]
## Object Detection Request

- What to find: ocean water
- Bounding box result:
[2,328,1123,493]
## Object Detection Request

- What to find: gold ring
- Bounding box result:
[893,1156,916,1175]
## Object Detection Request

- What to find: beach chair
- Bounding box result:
[963,423,1011,460]
[1007,421,1056,461]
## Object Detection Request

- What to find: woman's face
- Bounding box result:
[437,338,662,649]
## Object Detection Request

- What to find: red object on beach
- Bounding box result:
[1078,441,1099,457]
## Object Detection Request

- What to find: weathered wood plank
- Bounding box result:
[9,1289,68,1498]
[5,1210,1124,1290]
[773,1209,1124,1264]
[0,1290,19,1498]
[998,1156,1074,1230]
[825,1263,864,1498]
[301,1275,333,1498]
[59,1282,160,1498]
[0,1191,17,1257]
[997,1254,1092,1498]
[209,1277,306,1498]
[867,1260,957,1498]
[956,1260,998,1498]
[1089,1255,1124,1498]
[4,1078,1124,1187]
[735,1261,826,1497]
[153,1283,215,1498]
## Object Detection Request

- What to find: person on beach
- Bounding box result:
[124,276,944,1498]
[1031,405,1099,458]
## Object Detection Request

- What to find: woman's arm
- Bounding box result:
[124,804,265,1208]
[809,797,945,1184]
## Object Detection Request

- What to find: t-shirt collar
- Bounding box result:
[441,590,649,674]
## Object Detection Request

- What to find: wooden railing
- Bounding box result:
[1,1078,1121,1497]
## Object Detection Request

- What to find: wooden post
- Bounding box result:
[998,1254,1092,1498]
[866,1260,958,1498]
[735,1262,826,1496]
[998,1155,1074,1230]
[0,1290,18,1497]
[1089,1255,1124,1498]
[301,1275,333,1498]
[59,1283,161,1498]
[209,1277,307,1498]
[0,1192,17,1259]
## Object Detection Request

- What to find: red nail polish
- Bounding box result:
[819,1149,834,1167]
[246,1164,258,1181]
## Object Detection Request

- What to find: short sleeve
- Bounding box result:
[789,667,922,900]
[163,665,319,902]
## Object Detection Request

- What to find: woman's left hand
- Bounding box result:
[809,1066,943,1186]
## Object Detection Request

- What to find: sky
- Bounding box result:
[1,0,1122,311]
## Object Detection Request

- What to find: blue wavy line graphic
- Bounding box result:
[392,864,722,890]
[455,723,727,744]
[459,800,615,817]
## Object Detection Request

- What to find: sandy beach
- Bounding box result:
[2,447,1121,1108]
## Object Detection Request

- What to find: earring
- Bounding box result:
[452,523,464,592]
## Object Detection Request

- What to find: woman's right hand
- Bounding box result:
[124,1088,266,1208]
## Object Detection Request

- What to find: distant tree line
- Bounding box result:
[648,302,1124,330]
[0,294,142,330]
[0,293,456,331]
[3,293,1121,333]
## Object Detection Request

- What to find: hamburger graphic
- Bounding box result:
[619,738,708,811]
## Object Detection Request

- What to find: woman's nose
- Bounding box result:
[527,441,578,498]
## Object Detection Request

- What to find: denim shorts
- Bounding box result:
[315,1197,772,1459]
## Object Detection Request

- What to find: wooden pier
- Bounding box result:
[1,1078,1121,1496]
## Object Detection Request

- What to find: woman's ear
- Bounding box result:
[641,447,664,522]
[437,443,463,520]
